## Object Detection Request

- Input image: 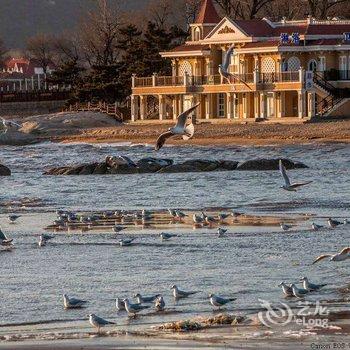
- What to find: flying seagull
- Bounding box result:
[312,247,350,264]
[88,313,115,333]
[279,160,312,191]
[155,103,200,151]
[219,44,251,90]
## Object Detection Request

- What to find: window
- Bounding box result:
[281,59,288,72]
[261,57,275,73]
[179,61,192,76]
[339,56,347,79]
[308,59,317,72]
[319,57,326,72]
[287,56,301,71]
[194,27,201,41]
[218,93,225,117]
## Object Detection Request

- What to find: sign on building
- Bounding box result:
[343,32,350,41]
[305,70,314,90]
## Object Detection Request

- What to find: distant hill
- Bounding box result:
[0,0,149,49]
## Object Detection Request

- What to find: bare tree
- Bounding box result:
[263,0,304,19]
[53,34,81,65]
[26,34,55,74]
[0,39,7,68]
[306,0,349,18]
[79,0,122,66]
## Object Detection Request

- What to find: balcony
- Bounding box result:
[132,71,302,95]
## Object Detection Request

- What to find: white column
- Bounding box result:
[172,96,178,119]
[226,92,233,119]
[254,92,260,119]
[152,73,157,86]
[139,95,146,120]
[260,92,267,119]
[205,94,211,119]
[233,93,238,119]
[159,95,165,120]
[280,91,286,117]
[307,91,315,118]
[131,95,139,122]
[179,95,184,113]
[131,74,136,88]
[298,90,306,118]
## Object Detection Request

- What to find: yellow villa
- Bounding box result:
[131,0,350,122]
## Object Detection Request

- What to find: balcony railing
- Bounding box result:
[133,71,300,88]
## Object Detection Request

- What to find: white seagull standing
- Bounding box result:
[300,277,327,291]
[279,160,312,191]
[312,247,350,264]
[155,296,165,311]
[155,103,200,151]
[278,282,294,297]
[88,313,115,333]
[291,284,309,298]
[171,285,198,299]
[209,293,236,308]
[123,298,149,317]
[218,44,251,89]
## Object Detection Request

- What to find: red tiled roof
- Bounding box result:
[170,44,210,52]
[306,24,350,35]
[234,19,274,36]
[195,0,221,24]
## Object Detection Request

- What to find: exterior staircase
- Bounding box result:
[314,72,350,117]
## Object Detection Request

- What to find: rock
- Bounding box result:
[181,159,219,171]
[157,164,199,173]
[108,164,138,174]
[218,160,239,171]
[93,163,108,175]
[79,163,99,175]
[63,165,86,175]
[236,158,307,171]
[0,164,11,176]
[0,131,38,146]
[136,158,173,173]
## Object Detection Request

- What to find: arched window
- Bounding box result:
[261,57,276,73]
[179,61,193,76]
[281,59,288,72]
[194,27,201,41]
[308,59,317,72]
[287,56,301,71]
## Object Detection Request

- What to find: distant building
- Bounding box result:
[131,0,350,121]
[0,58,55,91]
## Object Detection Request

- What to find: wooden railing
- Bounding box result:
[134,72,299,88]
[63,101,124,122]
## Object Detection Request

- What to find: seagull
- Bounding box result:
[119,238,134,246]
[171,285,198,299]
[88,313,115,333]
[123,298,149,316]
[155,103,200,151]
[278,282,294,297]
[8,215,21,223]
[291,284,309,298]
[116,298,126,311]
[155,296,165,311]
[0,117,21,133]
[312,247,350,264]
[344,219,350,225]
[205,215,218,226]
[160,232,177,241]
[311,223,323,231]
[38,234,54,247]
[300,277,327,291]
[280,223,292,231]
[218,44,251,89]
[209,293,236,308]
[63,294,87,309]
[217,228,227,237]
[175,210,187,219]
[328,218,342,228]
[193,214,204,224]
[279,160,312,191]
[217,213,230,222]
[113,225,125,233]
[168,209,177,217]
[0,227,13,246]
[134,293,161,304]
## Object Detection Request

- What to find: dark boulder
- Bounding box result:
[79,163,99,175]
[157,164,199,173]
[218,160,239,171]
[181,159,219,171]
[93,163,108,175]
[236,158,307,171]
[0,164,11,176]
[108,164,138,174]
[136,158,173,173]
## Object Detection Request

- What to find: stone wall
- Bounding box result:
[0,100,67,117]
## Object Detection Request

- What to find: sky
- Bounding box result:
[0,0,149,49]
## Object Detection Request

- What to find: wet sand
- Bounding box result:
[53,118,350,146]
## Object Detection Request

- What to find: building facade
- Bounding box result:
[131,0,350,122]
